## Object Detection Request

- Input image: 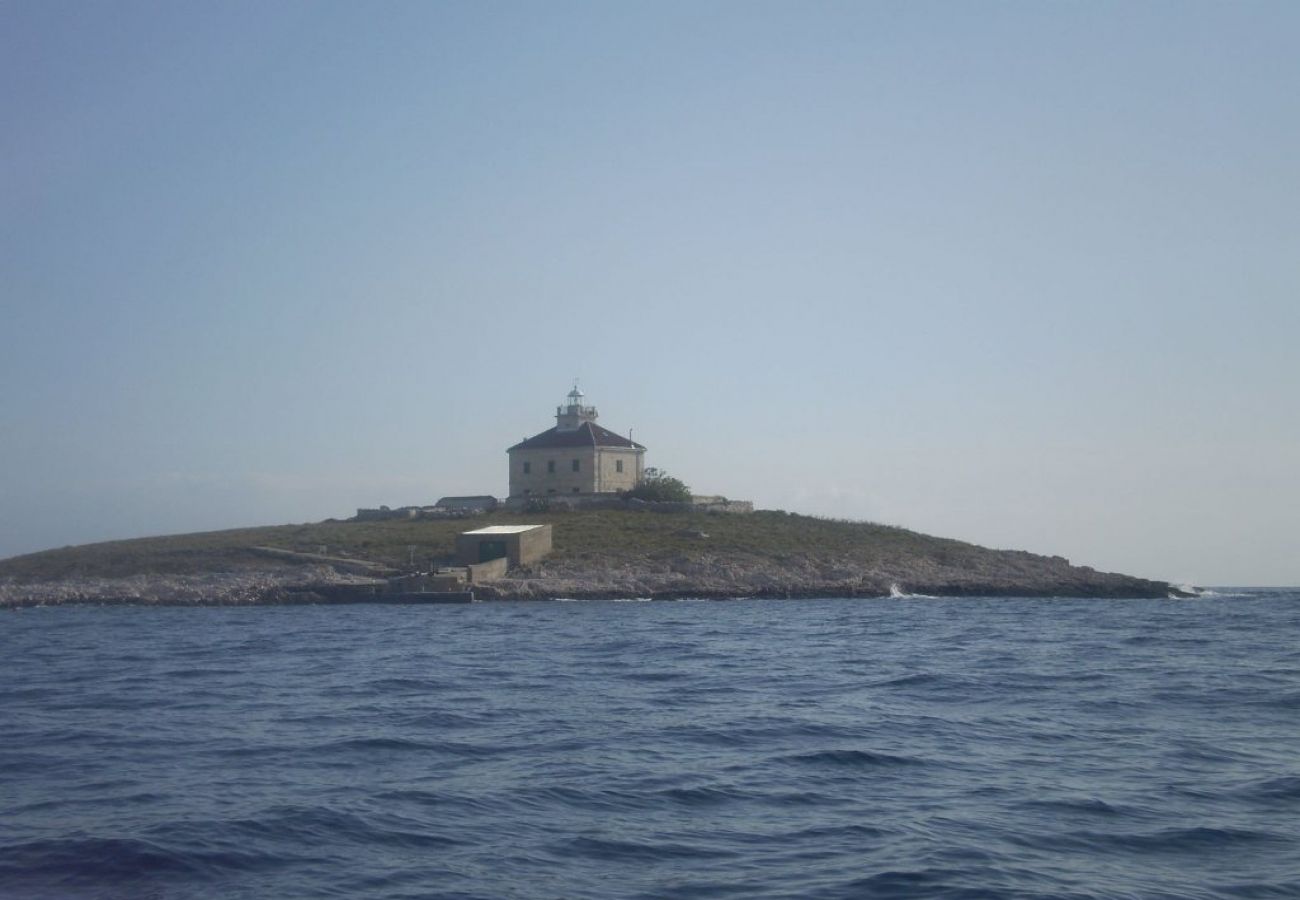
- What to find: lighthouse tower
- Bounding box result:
[555,383,599,431]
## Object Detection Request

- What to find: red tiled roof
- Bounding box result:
[508,422,646,452]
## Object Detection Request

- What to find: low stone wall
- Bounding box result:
[502,494,624,512]
[387,573,469,592]
[249,546,397,576]
[695,500,753,514]
[355,506,490,521]
[503,495,753,514]
[625,498,754,514]
[466,556,509,584]
[355,507,420,521]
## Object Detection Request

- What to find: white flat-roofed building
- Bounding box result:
[462,525,543,535]
[456,523,553,566]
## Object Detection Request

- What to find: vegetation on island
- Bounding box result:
[621,469,692,503]
[0,507,1178,600]
[0,509,883,578]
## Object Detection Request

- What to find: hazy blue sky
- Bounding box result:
[3,1,1297,585]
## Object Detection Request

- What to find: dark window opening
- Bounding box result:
[477,540,507,563]
[615,459,624,473]
[547,460,555,474]
[523,461,531,474]
[571,459,580,472]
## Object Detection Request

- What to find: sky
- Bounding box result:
[2,1,1297,585]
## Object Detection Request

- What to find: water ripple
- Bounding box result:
[2,591,1299,899]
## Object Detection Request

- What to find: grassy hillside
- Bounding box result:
[2,509,1073,582]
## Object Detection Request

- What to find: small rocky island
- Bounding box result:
[0,508,1183,607]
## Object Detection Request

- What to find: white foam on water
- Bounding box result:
[888,583,938,600]
[1172,586,1252,599]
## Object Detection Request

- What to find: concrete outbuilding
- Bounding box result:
[456,524,553,567]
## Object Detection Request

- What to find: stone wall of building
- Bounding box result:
[508,446,646,497]
[594,447,642,494]
[509,447,599,497]
[515,525,553,565]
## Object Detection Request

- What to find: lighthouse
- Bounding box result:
[506,384,646,498]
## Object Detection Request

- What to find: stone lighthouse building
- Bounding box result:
[507,386,645,499]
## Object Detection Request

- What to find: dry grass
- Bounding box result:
[0,509,1012,581]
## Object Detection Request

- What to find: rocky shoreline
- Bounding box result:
[0,567,378,609]
[474,554,1180,600]
[1,509,1193,607]
[1,558,1184,608]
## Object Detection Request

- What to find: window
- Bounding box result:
[523,462,531,474]
[547,460,555,474]
[547,488,556,494]
[572,487,580,493]
[523,489,532,496]
[615,459,624,473]
[571,459,580,472]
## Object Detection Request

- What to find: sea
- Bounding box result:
[3,590,1299,900]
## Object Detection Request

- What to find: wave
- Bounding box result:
[1113,825,1284,852]
[786,822,892,840]
[888,583,937,599]
[1256,691,1300,710]
[1014,825,1286,856]
[781,748,925,768]
[1238,775,1300,801]
[655,785,747,807]
[839,867,979,897]
[362,676,450,692]
[1171,585,1259,599]
[0,835,289,884]
[1020,796,1126,817]
[871,672,942,688]
[5,791,170,817]
[558,835,736,862]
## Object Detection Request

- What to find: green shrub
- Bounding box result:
[622,470,692,503]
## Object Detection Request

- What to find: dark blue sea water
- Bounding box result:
[3,591,1299,900]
